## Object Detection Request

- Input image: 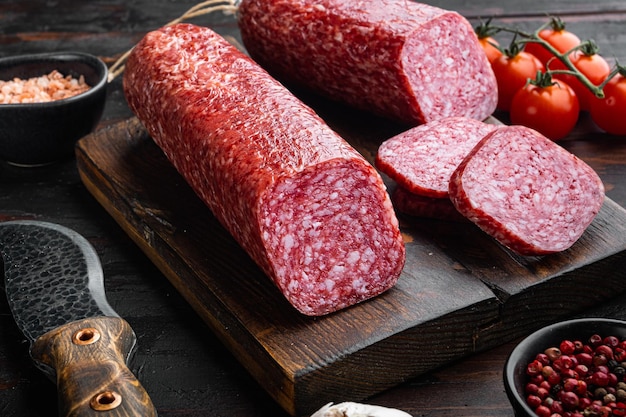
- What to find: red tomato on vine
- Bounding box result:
[552,41,611,111]
[479,36,503,64]
[475,19,503,64]
[510,73,580,140]
[524,17,581,66]
[491,46,545,111]
[590,69,626,135]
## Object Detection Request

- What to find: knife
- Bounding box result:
[0,220,157,417]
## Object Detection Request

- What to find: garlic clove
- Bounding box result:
[310,402,413,417]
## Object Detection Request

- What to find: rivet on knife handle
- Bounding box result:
[30,316,157,417]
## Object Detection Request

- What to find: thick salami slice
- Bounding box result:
[392,187,467,222]
[237,0,498,125]
[449,125,605,256]
[376,117,497,198]
[123,24,405,316]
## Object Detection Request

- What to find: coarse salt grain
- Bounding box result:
[0,70,90,104]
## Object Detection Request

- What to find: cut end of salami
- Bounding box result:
[449,125,605,256]
[376,117,497,198]
[237,0,498,125]
[123,23,405,316]
[400,12,498,123]
[262,159,404,315]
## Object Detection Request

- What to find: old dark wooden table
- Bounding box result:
[1,1,626,416]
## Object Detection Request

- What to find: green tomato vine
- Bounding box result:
[476,16,624,99]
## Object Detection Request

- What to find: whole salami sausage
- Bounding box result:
[237,0,498,125]
[376,117,497,198]
[449,125,605,256]
[123,24,405,316]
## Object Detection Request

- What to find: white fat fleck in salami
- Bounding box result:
[376,117,497,198]
[237,0,498,125]
[123,24,405,316]
[449,125,605,256]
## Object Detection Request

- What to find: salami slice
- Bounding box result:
[123,24,405,316]
[392,187,467,222]
[376,117,497,198]
[449,125,605,256]
[237,0,498,125]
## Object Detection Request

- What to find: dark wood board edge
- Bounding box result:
[75,120,502,415]
[75,118,626,416]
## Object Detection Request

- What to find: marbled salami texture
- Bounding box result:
[238,0,498,125]
[123,24,405,316]
[449,126,605,256]
[376,117,497,198]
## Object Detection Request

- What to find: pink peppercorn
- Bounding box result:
[535,404,551,417]
[605,336,620,348]
[559,391,580,410]
[560,340,577,355]
[536,353,551,366]
[574,364,589,377]
[524,334,626,417]
[527,394,542,408]
[527,359,544,376]
[554,355,575,372]
[576,352,593,366]
[590,334,604,347]
[596,344,615,360]
[590,370,610,387]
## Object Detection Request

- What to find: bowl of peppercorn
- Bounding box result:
[504,318,626,417]
[0,51,108,166]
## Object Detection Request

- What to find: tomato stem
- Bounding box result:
[474,17,500,39]
[528,71,557,88]
[597,63,626,91]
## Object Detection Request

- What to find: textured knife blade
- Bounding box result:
[0,220,118,345]
[0,220,157,416]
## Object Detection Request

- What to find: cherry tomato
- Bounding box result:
[474,19,503,64]
[492,50,545,111]
[510,76,580,140]
[552,42,611,111]
[525,17,581,66]
[478,36,503,64]
[590,71,626,135]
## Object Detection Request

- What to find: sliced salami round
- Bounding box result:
[392,187,467,222]
[376,117,497,198]
[449,125,605,256]
[237,0,498,125]
[123,24,405,316]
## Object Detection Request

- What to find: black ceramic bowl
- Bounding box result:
[0,52,108,166]
[504,318,626,416]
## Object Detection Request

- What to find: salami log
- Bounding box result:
[237,0,498,125]
[449,125,605,256]
[376,117,497,198]
[123,24,405,316]
[391,187,467,222]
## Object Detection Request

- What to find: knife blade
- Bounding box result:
[0,220,157,417]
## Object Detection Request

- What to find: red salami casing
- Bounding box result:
[449,125,605,256]
[376,117,497,198]
[237,0,498,125]
[123,24,405,316]
[392,187,467,222]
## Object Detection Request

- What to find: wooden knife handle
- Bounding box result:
[30,316,157,417]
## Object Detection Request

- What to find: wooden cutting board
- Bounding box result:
[76,115,626,417]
